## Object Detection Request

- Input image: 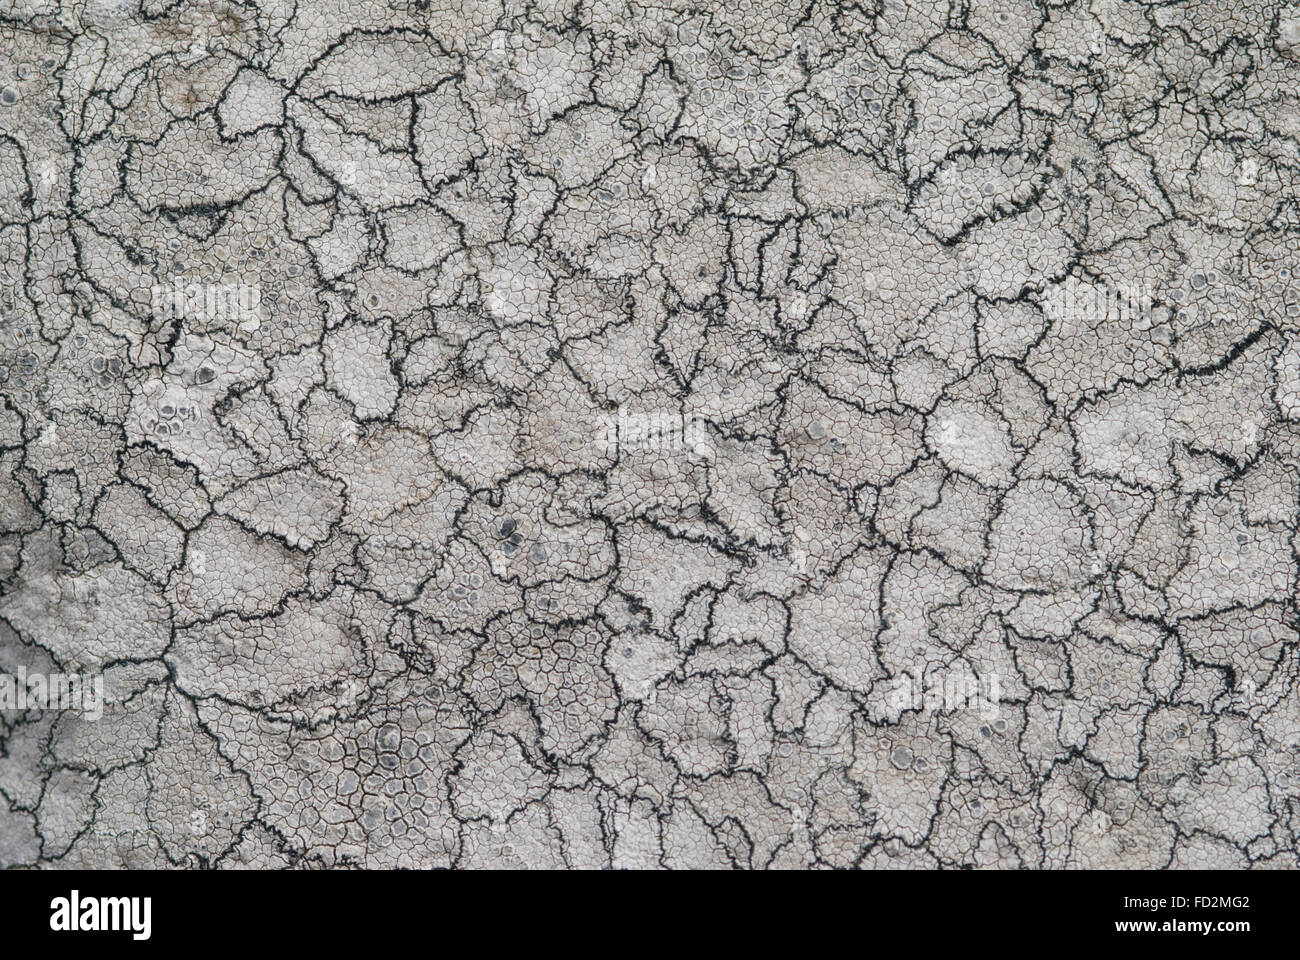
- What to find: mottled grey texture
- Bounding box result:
[0,0,1298,869]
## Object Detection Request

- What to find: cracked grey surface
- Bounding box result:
[1,0,1299,869]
